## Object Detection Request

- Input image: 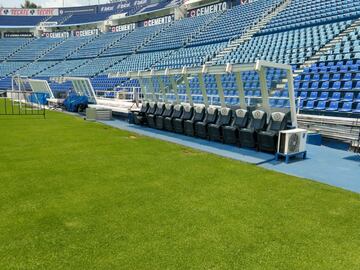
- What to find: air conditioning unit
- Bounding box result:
[278,128,307,155]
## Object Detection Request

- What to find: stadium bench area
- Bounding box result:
[0,0,360,117]
[132,102,289,152]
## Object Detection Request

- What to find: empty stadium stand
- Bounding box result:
[0,0,360,131]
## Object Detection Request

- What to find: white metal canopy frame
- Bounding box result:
[11,76,55,104]
[109,61,298,127]
[27,79,55,99]
[50,76,98,104]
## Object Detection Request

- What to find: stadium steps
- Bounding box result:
[300,17,360,70]
[275,18,360,90]
[64,33,102,60]
[35,33,104,77]
[3,37,36,62]
[184,10,227,45]
[95,29,135,58]
[65,30,136,76]
[150,11,225,70]
[205,0,292,66]
[35,38,70,61]
[17,38,72,77]
[94,22,176,77]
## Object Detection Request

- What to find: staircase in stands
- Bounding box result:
[3,38,36,62]
[274,18,360,91]
[150,10,226,70]
[205,0,292,66]
[28,33,103,77]
[93,21,176,77]
[296,17,360,73]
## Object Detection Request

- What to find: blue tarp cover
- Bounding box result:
[28,93,50,105]
[63,95,88,112]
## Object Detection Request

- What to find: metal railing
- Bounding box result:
[95,87,142,101]
[0,91,46,118]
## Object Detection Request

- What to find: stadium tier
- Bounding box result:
[1,0,360,117]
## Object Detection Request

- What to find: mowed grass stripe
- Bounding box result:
[0,109,360,269]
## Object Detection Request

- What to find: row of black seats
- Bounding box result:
[132,102,288,152]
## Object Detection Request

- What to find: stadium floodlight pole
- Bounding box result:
[181,67,194,106]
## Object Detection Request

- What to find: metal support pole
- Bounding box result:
[183,74,193,106]
[235,71,246,109]
[198,73,209,108]
[258,67,270,120]
[286,69,298,127]
[138,78,148,102]
[157,76,167,103]
[215,74,226,108]
[148,78,157,102]
[169,75,180,104]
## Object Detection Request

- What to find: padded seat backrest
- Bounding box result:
[162,104,173,117]
[216,107,232,126]
[140,102,149,113]
[204,107,218,124]
[193,106,205,122]
[154,102,165,116]
[171,104,183,118]
[233,109,249,129]
[268,112,287,132]
[181,104,194,120]
[148,102,157,114]
[251,110,267,130]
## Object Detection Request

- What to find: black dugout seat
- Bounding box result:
[257,112,288,152]
[194,106,218,139]
[173,104,193,133]
[184,106,205,136]
[155,103,173,130]
[239,109,267,148]
[164,104,183,131]
[208,107,233,142]
[223,109,249,145]
[144,102,157,126]
[147,102,165,129]
[133,102,149,125]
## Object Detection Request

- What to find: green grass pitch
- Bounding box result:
[0,109,360,269]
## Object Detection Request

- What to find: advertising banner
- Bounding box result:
[0,8,59,16]
[240,0,257,5]
[39,21,58,27]
[59,6,97,15]
[73,29,100,37]
[4,32,34,38]
[110,23,136,33]
[42,32,70,38]
[141,15,174,27]
[187,1,228,17]
[99,0,154,13]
